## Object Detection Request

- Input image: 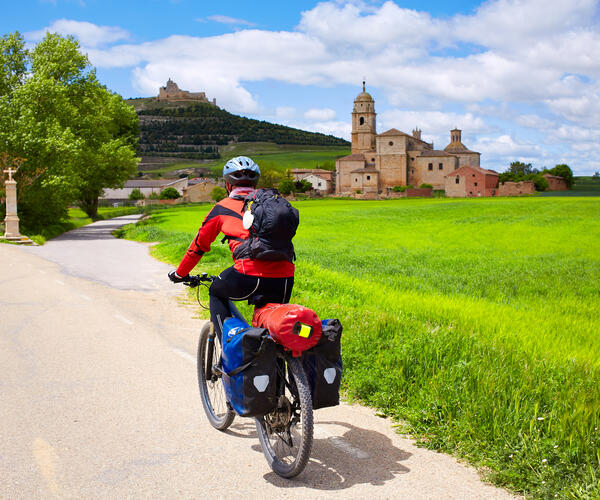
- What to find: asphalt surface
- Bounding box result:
[1,218,519,499]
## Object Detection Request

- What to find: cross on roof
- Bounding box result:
[3,166,17,182]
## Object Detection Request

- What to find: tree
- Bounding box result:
[0,31,139,227]
[210,186,227,202]
[593,171,600,178]
[159,187,181,199]
[533,173,549,191]
[549,164,573,188]
[508,161,535,177]
[278,179,295,195]
[128,188,145,200]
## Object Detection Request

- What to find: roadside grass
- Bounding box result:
[22,206,142,245]
[139,142,349,175]
[118,197,600,498]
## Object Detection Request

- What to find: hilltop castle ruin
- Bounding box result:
[157,79,216,105]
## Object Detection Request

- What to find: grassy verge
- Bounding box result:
[117,197,600,498]
[22,206,142,245]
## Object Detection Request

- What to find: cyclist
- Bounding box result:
[168,156,294,340]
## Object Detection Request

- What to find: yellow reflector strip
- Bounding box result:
[298,324,312,338]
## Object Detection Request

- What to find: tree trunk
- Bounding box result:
[79,195,99,220]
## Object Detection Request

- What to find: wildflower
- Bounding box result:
[537,417,544,421]
[553,445,558,449]
[542,459,547,463]
[509,454,513,458]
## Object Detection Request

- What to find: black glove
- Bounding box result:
[168,270,188,283]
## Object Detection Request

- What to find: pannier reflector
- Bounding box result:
[295,323,313,338]
[323,368,336,384]
[253,375,270,392]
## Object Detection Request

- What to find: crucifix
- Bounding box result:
[4,166,18,181]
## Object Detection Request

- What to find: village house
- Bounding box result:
[101,178,188,201]
[497,180,535,196]
[336,84,481,194]
[158,79,217,105]
[182,178,223,203]
[290,168,333,193]
[444,166,499,197]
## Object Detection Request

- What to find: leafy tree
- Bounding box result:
[159,187,181,199]
[148,191,160,200]
[593,171,600,178]
[278,178,295,195]
[257,167,284,188]
[210,186,227,202]
[549,164,574,188]
[0,31,138,227]
[508,161,535,177]
[296,179,312,193]
[128,188,145,200]
[533,173,549,191]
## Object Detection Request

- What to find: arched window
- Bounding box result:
[359,117,365,125]
[389,141,394,146]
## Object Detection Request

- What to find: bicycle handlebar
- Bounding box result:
[182,273,216,287]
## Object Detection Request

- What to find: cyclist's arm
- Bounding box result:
[175,208,223,277]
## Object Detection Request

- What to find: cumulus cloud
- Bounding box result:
[25,19,130,47]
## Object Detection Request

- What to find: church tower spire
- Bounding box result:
[351,82,376,154]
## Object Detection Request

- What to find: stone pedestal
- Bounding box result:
[3,179,21,239]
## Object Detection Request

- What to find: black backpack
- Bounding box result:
[233,188,299,262]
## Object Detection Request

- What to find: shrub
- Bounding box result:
[355,189,362,194]
[159,187,181,199]
[148,192,160,200]
[392,185,406,192]
[210,186,227,202]
[533,173,549,191]
[128,188,145,201]
[297,179,313,193]
[278,179,295,195]
[419,183,433,189]
[549,164,574,188]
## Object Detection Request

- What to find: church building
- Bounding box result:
[336,85,481,194]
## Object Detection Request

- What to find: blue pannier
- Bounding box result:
[221,317,278,417]
[301,318,343,410]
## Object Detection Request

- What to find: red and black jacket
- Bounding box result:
[175,196,295,278]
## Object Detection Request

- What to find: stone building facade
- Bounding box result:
[497,180,535,196]
[291,169,333,193]
[543,174,568,191]
[158,79,217,105]
[336,85,481,194]
[444,166,499,198]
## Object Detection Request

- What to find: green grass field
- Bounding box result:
[119,197,600,498]
[140,142,349,175]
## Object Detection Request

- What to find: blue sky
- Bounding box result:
[3,0,600,175]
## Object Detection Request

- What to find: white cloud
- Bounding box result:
[304,108,336,121]
[204,15,256,27]
[25,19,130,47]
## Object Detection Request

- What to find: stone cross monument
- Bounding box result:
[3,165,22,240]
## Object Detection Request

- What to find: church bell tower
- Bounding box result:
[351,81,376,154]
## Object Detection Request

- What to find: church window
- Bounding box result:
[474,182,478,186]
[360,117,365,125]
[455,177,460,184]
[411,157,415,161]
[318,182,322,187]
[355,178,358,182]
[371,158,375,162]
[439,163,443,170]
[366,175,371,180]
[428,163,433,171]
[389,141,394,146]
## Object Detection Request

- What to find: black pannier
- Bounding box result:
[302,318,343,410]
[221,317,279,417]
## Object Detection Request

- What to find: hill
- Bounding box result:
[126,98,349,170]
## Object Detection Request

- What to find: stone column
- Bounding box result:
[3,168,21,239]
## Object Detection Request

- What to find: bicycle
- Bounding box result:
[183,273,313,478]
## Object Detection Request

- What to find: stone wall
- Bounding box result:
[409,155,458,189]
[498,181,535,196]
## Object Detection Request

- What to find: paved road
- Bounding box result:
[1,219,518,499]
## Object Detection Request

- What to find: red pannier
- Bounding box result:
[252,303,322,356]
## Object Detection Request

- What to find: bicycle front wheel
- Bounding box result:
[197,322,235,430]
[255,356,313,478]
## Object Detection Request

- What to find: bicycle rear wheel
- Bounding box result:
[255,356,313,478]
[197,322,235,430]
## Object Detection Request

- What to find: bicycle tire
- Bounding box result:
[197,322,235,430]
[255,356,313,478]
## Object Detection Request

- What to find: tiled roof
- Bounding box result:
[350,167,378,174]
[377,128,405,137]
[444,142,479,154]
[445,165,498,177]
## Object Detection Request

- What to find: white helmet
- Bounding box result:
[223,156,261,187]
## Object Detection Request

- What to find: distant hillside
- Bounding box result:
[126,98,349,162]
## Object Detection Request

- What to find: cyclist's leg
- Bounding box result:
[208,267,260,340]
